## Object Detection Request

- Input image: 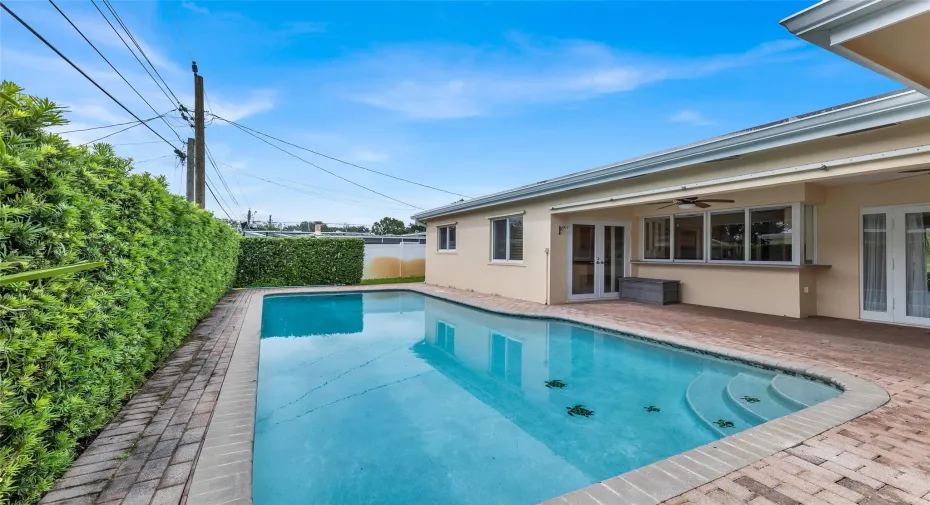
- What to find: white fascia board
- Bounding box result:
[411,90,930,221]
[781,0,930,95]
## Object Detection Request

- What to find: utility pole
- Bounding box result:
[185,138,195,203]
[193,62,206,209]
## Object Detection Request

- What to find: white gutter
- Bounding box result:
[412,90,930,221]
[550,144,930,211]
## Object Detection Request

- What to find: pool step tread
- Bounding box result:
[770,374,839,408]
[685,371,755,437]
[725,373,797,422]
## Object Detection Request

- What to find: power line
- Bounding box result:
[133,154,174,164]
[49,0,183,143]
[221,119,422,209]
[211,115,470,198]
[89,0,175,108]
[0,1,183,155]
[167,1,194,62]
[78,111,173,146]
[224,168,415,211]
[100,0,184,106]
[205,144,241,210]
[56,112,171,134]
[205,176,236,222]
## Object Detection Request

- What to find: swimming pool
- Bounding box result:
[252,291,840,505]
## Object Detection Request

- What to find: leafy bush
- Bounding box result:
[237,237,364,287]
[0,82,240,504]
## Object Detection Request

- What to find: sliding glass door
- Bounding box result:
[568,222,628,301]
[861,205,930,326]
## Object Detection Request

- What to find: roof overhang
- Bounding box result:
[412,90,930,221]
[781,0,930,95]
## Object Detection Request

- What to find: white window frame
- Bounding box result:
[642,215,673,262]
[672,213,706,263]
[436,320,455,353]
[490,215,523,263]
[438,225,456,252]
[641,202,811,266]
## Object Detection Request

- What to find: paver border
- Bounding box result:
[186,287,890,505]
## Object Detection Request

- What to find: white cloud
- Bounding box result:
[181,2,210,15]
[669,109,714,126]
[202,90,276,122]
[339,36,808,120]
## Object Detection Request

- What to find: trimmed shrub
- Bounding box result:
[0,82,240,504]
[237,237,364,287]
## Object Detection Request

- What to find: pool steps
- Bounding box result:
[684,370,837,437]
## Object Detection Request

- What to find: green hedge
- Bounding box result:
[236,237,364,287]
[0,82,241,504]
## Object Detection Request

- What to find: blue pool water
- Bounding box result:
[253,292,839,505]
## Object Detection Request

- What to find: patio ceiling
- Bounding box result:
[782,0,930,95]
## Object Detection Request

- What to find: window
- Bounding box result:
[710,211,745,261]
[490,333,522,386]
[750,206,792,262]
[438,225,456,251]
[642,203,812,265]
[803,205,816,265]
[643,216,671,260]
[436,321,455,354]
[491,215,523,261]
[674,214,704,260]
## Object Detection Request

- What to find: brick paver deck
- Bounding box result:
[41,284,930,505]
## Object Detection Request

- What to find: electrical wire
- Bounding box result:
[210,114,470,199]
[56,112,173,134]
[78,110,174,146]
[0,2,182,152]
[227,169,416,211]
[167,1,194,62]
[101,0,183,106]
[205,145,240,209]
[49,0,184,143]
[89,0,175,108]
[205,176,236,222]
[221,119,422,209]
[132,154,174,164]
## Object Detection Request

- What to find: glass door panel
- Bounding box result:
[902,211,930,320]
[602,226,625,295]
[861,213,889,319]
[571,225,596,297]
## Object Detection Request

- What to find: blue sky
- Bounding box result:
[0,1,901,226]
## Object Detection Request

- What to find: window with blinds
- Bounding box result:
[438,225,456,251]
[491,215,523,261]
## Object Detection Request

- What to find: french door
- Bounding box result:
[861,204,930,326]
[567,222,629,301]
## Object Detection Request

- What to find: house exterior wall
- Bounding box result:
[423,116,930,321]
[816,175,930,320]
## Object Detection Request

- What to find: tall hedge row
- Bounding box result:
[0,83,241,504]
[236,237,364,287]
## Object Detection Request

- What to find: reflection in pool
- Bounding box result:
[253,291,839,505]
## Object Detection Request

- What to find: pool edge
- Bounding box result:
[187,286,890,505]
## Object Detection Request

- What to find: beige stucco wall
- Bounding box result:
[815,175,930,320]
[423,115,930,320]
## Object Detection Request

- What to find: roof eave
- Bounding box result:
[412,90,929,221]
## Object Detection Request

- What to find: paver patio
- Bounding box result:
[41,284,930,505]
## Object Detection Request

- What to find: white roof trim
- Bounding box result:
[412,90,930,221]
[781,0,930,95]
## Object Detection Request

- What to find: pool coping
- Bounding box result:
[185,287,890,505]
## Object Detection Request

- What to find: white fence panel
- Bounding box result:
[363,242,426,279]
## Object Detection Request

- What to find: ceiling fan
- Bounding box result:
[647,196,735,210]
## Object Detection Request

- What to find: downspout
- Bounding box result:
[545,247,550,305]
